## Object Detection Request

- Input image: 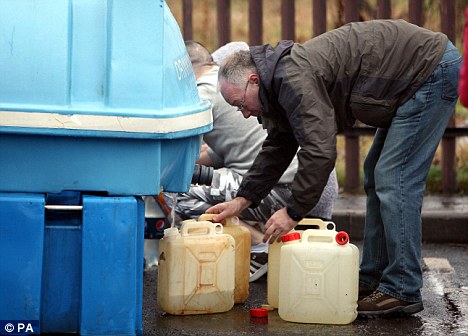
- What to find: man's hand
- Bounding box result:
[205,197,252,223]
[263,207,298,244]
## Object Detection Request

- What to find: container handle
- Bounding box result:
[180,220,223,236]
[301,229,336,243]
[323,221,336,231]
[198,213,239,225]
[297,218,336,231]
[297,218,328,230]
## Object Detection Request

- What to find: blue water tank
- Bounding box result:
[0,192,145,335]
[0,0,212,195]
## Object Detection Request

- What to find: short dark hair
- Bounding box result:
[184,40,215,74]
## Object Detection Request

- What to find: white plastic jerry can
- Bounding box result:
[278,229,359,324]
[198,214,251,303]
[267,218,334,309]
[157,221,236,315]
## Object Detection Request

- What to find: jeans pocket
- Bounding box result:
[441,55,462,102]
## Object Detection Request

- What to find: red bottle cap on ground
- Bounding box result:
[250,308,269,318]
[281,232,301,242]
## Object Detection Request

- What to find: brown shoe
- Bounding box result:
[358,291,424,318]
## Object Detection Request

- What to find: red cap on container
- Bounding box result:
[281,232,301,242]
[336,231,349,245]
[250,308,269,318]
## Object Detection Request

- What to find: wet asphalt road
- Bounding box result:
[142,242,468,336]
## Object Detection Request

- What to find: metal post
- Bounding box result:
[377,0,391,19]
[441,0,457,193]
[281,0,295,40]
[343,0,360,192]
[217,0,231,48]
[249,0,263,45]
[343,0,359,23]
[409,0,423,26]
[182,0,193,40]
[345,135,361,193]
[312,0,327,37]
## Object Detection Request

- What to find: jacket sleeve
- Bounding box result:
[278,69,338,217]
[236,127,298,207]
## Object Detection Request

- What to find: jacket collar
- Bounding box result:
[250,40,294,95]
[250,41,294,126]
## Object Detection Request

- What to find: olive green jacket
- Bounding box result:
[236,19,448,216]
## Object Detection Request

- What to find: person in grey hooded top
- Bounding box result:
[206,19,461,317]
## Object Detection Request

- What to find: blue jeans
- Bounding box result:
[359,41,461,302]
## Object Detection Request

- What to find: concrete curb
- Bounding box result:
[330,195,468,244]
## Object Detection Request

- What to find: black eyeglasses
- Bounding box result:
[237,80,250,112]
